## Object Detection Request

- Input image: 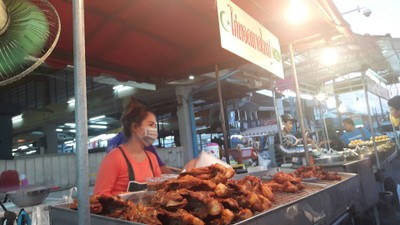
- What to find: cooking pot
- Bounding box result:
[6,185,50,207]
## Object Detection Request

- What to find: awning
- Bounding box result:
[47,0,351,83]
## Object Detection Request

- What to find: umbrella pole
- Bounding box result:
[216,65,230,164]
[72,0,90,225]
[289,43,310,165]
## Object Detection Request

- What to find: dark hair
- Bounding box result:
[343,118,354,126]
[388,96,400,110]
[120,98,154,139]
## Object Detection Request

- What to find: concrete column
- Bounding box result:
[175,86,194,163]
[43,123,59,154]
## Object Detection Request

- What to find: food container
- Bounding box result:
[146,177,166,191]
[205,143,220,158]
[7,185,50,207]
[160,174,178,180]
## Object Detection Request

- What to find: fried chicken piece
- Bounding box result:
[295,166,341,180]
[188,191,223,217]
[70,195,103,214]
[216,198,240,211]
[157,209,205,225]
[97,195,130,217]
[163,175,217,192]
[215,183,229,197]
[237,176,274,201]
[296,182,304,190]
[320,171,341,181]
[71,195,129,215]
[235,208,253,221]
[273,172,302,184]
[151,189,188,210]
[226,180,271,212]
[207,209,234,225]
[265,181,284,191]
[260,183,274,201]
[135,203,162,225]
[179,163,234,183]
[70,199,79,210]
[281,181,298,193]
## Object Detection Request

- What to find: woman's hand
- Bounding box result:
[183,158,197,171]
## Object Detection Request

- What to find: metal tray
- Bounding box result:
[50,171,360,225]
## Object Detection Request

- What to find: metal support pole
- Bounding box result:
[216,65,230,164]
[273,90,282,145]
[72,0,90,225]
[362,72,381,169]
[335,95,342,122]
[272,90,283,165]
[188,95,199,158]
[319,102,331,150]
[289,43,310,165]
[378,97,385,117]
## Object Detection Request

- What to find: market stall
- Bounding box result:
[40,0,354,224]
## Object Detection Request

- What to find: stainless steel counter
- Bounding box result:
[50,171,361,225]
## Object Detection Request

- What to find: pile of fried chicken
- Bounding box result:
[71,163,274,225]
[264,172,304,193]
[294,166,342,181]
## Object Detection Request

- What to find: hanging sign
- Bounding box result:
[217,0,284,79]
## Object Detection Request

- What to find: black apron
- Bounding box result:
[118,146,154,192]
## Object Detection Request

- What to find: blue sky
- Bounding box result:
[333,0,400,38]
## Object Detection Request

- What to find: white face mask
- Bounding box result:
[141,127,158,146]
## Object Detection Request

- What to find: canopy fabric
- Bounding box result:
[46,0,351,83]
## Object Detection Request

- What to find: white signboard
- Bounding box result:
[217,0,284,79]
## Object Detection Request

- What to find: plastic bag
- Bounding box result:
[32,205,49,225]
[63,187,77,203]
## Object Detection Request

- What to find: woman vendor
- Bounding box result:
[94,98,161,195]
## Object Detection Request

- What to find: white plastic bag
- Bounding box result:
[32,205,49,225]
[62,187,77,203]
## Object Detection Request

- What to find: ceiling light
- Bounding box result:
[56,128,63,132]
[282,90,297,98]
[286,0,308,24]
[12,114,23,122]
[18,145,28,150]
[256,89,273,97]
[89,125,107,129]
[89,115,106,121]
[69,129,76,133]
[67,98,75,105]
[94,75,156,91]
[113,85,133,92]
[65,123,76,127]
[300,94,313,100]
[321,48,338,65]
[113,85,124,90]
[189,75,195,80]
